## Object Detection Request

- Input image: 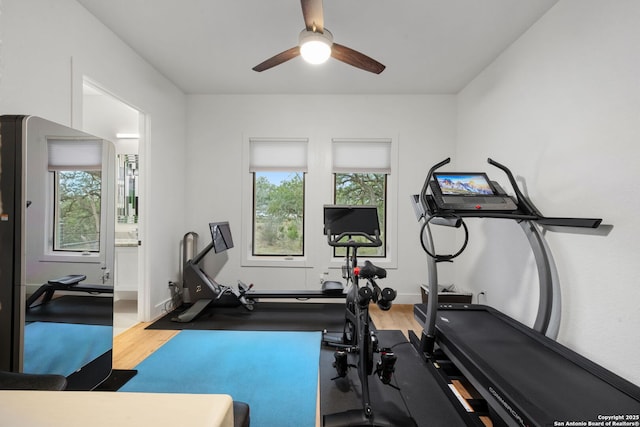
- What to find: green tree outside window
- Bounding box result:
[54,170,102,252]
[253,171,304,256]
[334,173,386,257]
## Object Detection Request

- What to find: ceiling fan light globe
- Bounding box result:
[301,40,331,64]
[299,30,333,65]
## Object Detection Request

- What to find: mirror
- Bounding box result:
[0,115,115,390]
[117,154,139,224]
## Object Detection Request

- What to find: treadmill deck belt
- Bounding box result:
[415,304,640,426]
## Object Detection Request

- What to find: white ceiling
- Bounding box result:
[76,0,558,95]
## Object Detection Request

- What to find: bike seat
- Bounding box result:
[322,281,344,295]
[359,260,386,279]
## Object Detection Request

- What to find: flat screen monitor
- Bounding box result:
[323,205,380,236]
[432,173,495,196]
[209,222,234,253]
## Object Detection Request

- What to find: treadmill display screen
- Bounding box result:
[433,173,495,196]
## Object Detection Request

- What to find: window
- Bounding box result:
[48,139,103,253]
[332,139,391,258]
[249,139,307,257]
[53,170,102,252]
[253,171,305,255]
[334,173,386,257]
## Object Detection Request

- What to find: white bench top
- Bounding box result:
[0,390,234,427]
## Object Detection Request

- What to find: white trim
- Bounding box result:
[43,141,114,267]
[328,136,399,270]
[241,135,311,267]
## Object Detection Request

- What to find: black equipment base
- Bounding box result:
[26,295,113,326]
[93,369,138,391]
[172,290,347,323]
[413,303,640,426]
[320,330,474,427]
[65,350,112,391]
[26,274,113,309]
[149,302,349,332]
[323,408,395,427]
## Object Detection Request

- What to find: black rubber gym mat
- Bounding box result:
[147,301,350,332]
[26,295,113,326]
[320,330,468,427]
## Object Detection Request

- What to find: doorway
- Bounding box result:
[82,80,144,335]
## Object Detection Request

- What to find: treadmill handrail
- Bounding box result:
[413,158,603,355]
[487,157,540,217]
[420,157,451,218]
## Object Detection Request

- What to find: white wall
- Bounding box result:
[456,0,640,385]
[185,95,457,302]
[0,0,188,321]
[3,0,637,386]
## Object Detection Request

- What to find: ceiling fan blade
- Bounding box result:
[252,46,301,72]
[301,0,324,32]
[331,43,385,74]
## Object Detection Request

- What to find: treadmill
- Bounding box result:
[410,158,640,427]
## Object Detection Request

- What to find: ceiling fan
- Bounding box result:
[252,0,385,74]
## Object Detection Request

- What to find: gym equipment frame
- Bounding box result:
[410,158,640,426]
[322,205,398,427]
[173,221,347,323]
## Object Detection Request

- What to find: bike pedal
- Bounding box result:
[333,350,348,377]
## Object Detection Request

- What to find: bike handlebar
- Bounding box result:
[326,231,382,248]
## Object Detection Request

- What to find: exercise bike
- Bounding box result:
[322,205,398,427]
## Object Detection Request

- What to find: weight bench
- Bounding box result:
[26,274,113,309]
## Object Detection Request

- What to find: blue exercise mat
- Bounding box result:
[24,322,112,377]
[120,330,321,427]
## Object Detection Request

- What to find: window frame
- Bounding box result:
[251,170,306,257]
[332,172,388,258]
[241,136,398,270]
[241,137,310,267]
[40,139,113,264]
[328,138,398,270]
[52,169,103,253]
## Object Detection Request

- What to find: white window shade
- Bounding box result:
[332,139,391,173]
[249,139,308,172]
[48,139,103,171]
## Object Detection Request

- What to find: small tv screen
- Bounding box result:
[433,173,495,196]
[209,222,234,253]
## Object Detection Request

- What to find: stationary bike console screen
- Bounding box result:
[210,221,233,253]
[430,172,518,211]
[323,205,380,237]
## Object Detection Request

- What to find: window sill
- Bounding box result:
[241,256,310,268]
[40,252,102,264]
